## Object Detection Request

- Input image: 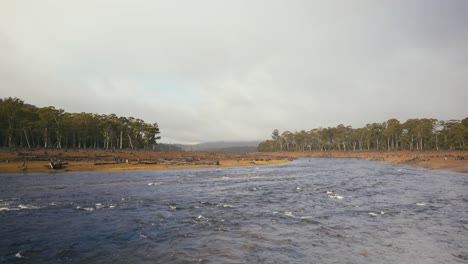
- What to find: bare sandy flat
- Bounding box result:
[0,149,466,174]
[0,149,289,174]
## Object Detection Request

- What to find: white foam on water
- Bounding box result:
[326,190,346,200]
[298,215,314,219]
[416,203,426,206]
[216,204,234,208]
[76,206,95,211]
[195,214,209,224]
[18,204,40,210]
[0,207,19,211]
[15,252,24,258]
[368,211,385,217]
[285,211,294,217]
[148,182,161,186]
[102,203,116,209]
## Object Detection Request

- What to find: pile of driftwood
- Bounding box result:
[91,157,222,166]
[48,160,68,170]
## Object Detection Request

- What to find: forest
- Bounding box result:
[0,97,160,150]
[258,117,468,152]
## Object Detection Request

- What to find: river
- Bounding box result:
[1,158,467,263]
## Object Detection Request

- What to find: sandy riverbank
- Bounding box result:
[264,150,468,173]
[0,149,289,174]
[0,149,466,174]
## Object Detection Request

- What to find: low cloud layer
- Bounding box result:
[1,0,467,143]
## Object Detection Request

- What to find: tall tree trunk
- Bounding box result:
[56,134,62,149]
[23,129,31,148]
[120,130,123,149]
[44,128,48,148]
[128,133,134,149]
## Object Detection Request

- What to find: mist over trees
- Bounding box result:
[258,117,468,152]
[0,97,160,150]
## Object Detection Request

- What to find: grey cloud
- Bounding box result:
[1,1,467,143]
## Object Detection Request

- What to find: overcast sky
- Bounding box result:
[1,1,467,143]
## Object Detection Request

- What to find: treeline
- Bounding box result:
[258,117,468,152]
[0,97,160,150]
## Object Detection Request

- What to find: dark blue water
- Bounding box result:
[1,158,467,263]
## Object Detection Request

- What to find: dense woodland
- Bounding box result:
[258,117,468,152]
[0,97,160,150]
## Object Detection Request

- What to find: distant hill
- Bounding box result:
[156,143,182,151]
[176,141,261,153]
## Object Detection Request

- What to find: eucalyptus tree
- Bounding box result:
[0,97,24,147]
[142,123,161,150]
[257,140,276,152]
[0,97,162,149]
[117,116,128,149]
[295,130,309,151]
[414,118,437,150]
[35,106,65,148]
[98,114,119,149]
[353,127,367,151]
[16,104,37,148]
[281,131,295,150]
[271,129,283,151]
[444,120,465,149]
[383,118,402,151]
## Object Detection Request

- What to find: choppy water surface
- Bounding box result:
[1,158,467,263]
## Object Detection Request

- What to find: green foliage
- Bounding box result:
[0,97,161,149]
[258,117,467,152]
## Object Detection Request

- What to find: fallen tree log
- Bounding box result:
[48,161,66,170]
[138,160,159,164]
[94,161,118,165]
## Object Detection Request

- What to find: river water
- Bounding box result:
[1,158,467,263]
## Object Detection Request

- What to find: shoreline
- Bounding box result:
[263,150,468,173]
[0,149,290,174]
[0,149,466,174]
[0,159,289,174]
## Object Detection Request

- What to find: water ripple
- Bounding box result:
[0,158,467,263]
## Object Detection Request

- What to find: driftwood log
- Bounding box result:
[48,161,65,170]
